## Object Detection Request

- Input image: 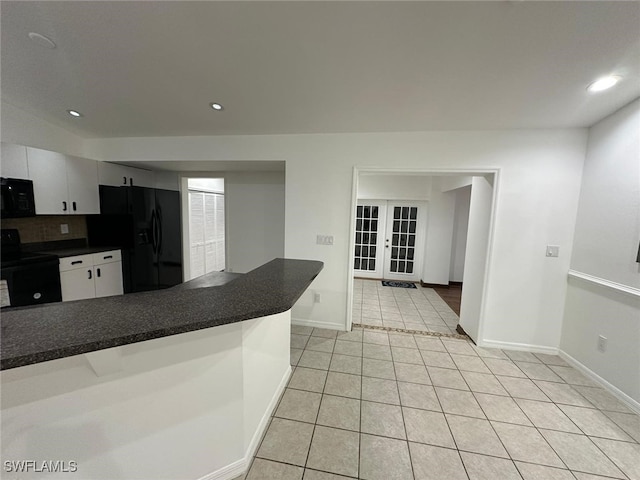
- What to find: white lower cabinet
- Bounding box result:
[60,250,123,302]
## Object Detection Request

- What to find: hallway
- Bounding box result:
[352,279,460,335]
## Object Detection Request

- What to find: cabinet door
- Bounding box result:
[94,261,124,298]
[0,143,29,179]
[98,162,155,188]
[66,155,100,214]
[60,268,96,301]
[26,147,68,214]
[128,167,154,188]
[98,162,130,187]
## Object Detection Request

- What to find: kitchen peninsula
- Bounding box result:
[1,258,323,480]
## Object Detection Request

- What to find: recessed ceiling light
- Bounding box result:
[28,32,56,49]
[67,110,83,118]
[210,103,224,111]
[587,76,621,93]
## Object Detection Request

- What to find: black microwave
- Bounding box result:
[1,178,36,218]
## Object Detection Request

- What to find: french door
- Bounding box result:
[354,200,427,282]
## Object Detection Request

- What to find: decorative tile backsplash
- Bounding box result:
[1,216,87,243]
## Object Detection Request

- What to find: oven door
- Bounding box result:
[1,259,62,308]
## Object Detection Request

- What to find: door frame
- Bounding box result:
[346,167,501,345]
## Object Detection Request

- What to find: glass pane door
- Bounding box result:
[388,205,418,275]
[383,202,426,281]
[353,201,386,278]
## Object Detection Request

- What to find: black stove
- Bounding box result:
[1,229,62,307]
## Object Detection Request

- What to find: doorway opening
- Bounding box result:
[184,178,226,280]
[348,170,498,344]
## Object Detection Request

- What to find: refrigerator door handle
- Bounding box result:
[150,209,158,254]
[157,207,163,255]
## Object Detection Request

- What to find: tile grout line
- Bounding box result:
[287,325,640,480]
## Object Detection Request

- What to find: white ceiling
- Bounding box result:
[2,1,639,139]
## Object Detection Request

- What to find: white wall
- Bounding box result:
[358,174,431,200]
[561,98,640,405]
[0,101,85,157]
[85,129,586,348]
[459,176,494,343]
[225,171,285,274]
[422,177,455,285]
[450,186,471,282]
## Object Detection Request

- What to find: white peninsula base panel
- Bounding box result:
[1,311,292,480]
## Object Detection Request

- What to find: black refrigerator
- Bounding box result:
[87,185,183,293]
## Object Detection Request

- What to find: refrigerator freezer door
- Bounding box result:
[155,189,183,288]
[130,186,158,292]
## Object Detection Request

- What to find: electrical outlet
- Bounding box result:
[60,224,69,234]
[314,292,321,303]
[598,335,607,352]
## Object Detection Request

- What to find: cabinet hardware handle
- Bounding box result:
[129,177,133,186]
[71,260,83,265]
[103,255,113,260]
[72,201,77,211]
[97,268,101,277]
[88,270,92,279]
[123,176,127,185]
[63,201,67,211]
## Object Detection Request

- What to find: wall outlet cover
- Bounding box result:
[60,224,69,234]
[546,245,560,257]
[316,235,334,246]
[597,335,607,352]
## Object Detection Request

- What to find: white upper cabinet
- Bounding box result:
[26,147,100,215]
[154,171,180,191]
[0,143,29,179]
[66,155,100,214]
[98,162,155,188]
[27,147,68,214]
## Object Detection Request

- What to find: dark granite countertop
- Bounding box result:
[0,258,323,370]
[172,271,243,290]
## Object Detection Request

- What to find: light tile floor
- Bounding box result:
[243,325,640,480]
[352,279,459,334]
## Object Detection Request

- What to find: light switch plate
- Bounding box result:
[546,245,559,257]
[60,224,69,234]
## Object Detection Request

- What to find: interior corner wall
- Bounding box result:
[224,171,285,274]
[421,178,455,285]
[450,186,471,282]
[0,101,86,157]
[84,128,587,341]
[560,98,640,404]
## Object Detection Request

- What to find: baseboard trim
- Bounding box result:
[479,339,559,355]
[420,280,449,288]
[243,366,292,464]
[558,350,640,415]
[198,366,292,480]
[197,458,246,480]
[292,318,345,331]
